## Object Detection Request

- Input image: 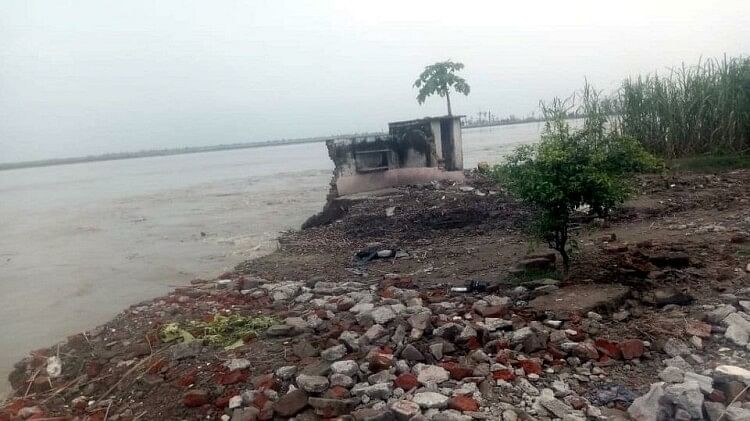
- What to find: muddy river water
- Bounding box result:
[0,122,545,396]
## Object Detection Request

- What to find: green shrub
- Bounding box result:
[492,96,658,271]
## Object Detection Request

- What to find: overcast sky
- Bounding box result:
[0,0,748,162]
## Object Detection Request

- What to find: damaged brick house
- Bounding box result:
[326,115,465,196]
[301,115,466,228]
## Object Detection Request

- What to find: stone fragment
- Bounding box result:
[273,389,308,417]
[684,372,713,394]
[539,396,574,419]
[368,370,394,385]
[352,407,397,421]
[390,400,421,421]
[429,343,444,360]
[685,320,712,338]
[664,356,694,372]
[292,341,319,358]
[664,381,704,419]
[627,382,668,421]
[371,306,397,324]
[321,344,348,361]
[401,344,425,361]
[433,323,461,340]
[339,331,361,351]
[331,360,359,377]
[266,324,296,337]
[224,359,253,372]
[704,402,726,421]
[308,397,359,417]
[714,365,750,383]
[170,341,202,360]
[659,366,685,383]
[433,410,472,421]
[417,365,450,385]
[231,407,259,421]
[663,338,691,357]
[726,324,750,346]
[296,374,329,393]
[705,305,736,323]
[413,392,449,409]
[275,365,297,380]
[351,382,393,400]
[228,395,243,409]
[408,313,431,330]
[573,341,599,360]
[330,373,355,388]
[364,324,388,342]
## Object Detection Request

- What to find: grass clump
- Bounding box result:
[618,56,750,158]
[667,154,750,172]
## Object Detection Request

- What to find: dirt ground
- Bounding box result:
[245,169,749,301]
[3,168,750,420]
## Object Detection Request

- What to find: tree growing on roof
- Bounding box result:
[414,60,470,116]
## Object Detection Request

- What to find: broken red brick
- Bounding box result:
[246,394,266,411]
[183,389,210,407]
[84,361,103,378]
[448,395,479,412]
[708,389,726,403]
[368,351,394,372]
[465,336,482,350]
[518,359,543,375]
[474,305,508,317]
[594,338,622,359]
[217,370,248,385]
[686,320,712,338]
[619,339,645,360]
[2,399,26,416]
[252,373,278,390]
[495,349,512,364]
[175,368,198,388]
[547,344,566,360]
[324,385,350,399]
[146,357,169,375]
[492,369,515,381]
[394,373,418,390]
[440,362,473,380]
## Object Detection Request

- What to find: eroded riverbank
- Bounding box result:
[3,169,750,420]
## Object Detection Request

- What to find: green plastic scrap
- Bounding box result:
[159,322,195,343]
[191,314,277,349]
[159,314,277,350]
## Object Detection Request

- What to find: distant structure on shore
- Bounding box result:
[462,110,582,129]
[326,115,465,196]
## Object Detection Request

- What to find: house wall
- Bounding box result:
[450,117,464,170]
[326,117,465,196]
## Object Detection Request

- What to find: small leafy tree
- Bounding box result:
[493,94,658,272]
[414,60,470,115]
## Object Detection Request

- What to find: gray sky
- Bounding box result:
[1,0,748,162]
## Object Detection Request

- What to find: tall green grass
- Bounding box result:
[617,56,750,158]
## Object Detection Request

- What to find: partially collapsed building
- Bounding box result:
[326,116,465,196]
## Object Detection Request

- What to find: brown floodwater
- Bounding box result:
[0,122,546,397]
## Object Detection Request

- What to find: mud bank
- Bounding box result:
[3,170,750,421]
